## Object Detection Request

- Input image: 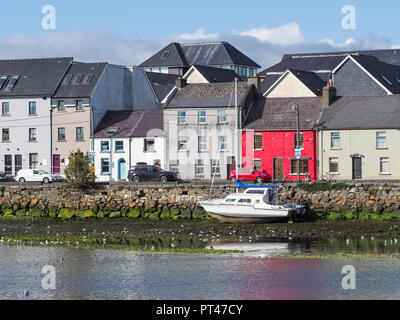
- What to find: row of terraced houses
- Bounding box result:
[1,42,400,182]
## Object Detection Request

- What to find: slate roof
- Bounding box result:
[165,82,253,109]
[94,110,164,138]
[146,72,179,102]
[317,95,400,130]
[265,69,326,96]
[53,62,107,98]
[140,42,260,68]
[0,57,72,96]
[189,65,238,83]
[243,97,323,131]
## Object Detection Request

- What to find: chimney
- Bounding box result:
[247,76,263,98]
[175,77,187,89]
[322,85,336,106]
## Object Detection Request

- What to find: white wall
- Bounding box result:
[0,97,51,175]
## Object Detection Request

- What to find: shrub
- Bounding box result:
[64,149,96,189]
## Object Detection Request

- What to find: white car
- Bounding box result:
[15,169,56,184]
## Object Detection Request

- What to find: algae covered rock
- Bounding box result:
[109,211,122,219]
[58,208,76,219]
[77,209,96,219]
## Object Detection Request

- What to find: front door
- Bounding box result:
[273,158,284,181]
[353,157,362,180]
[227,157,235,179]
[53,154,61,174]
[118,159,127,180]
[4,155,12,175]
[14,155,22,174]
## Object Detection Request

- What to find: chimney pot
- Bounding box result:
[175,77,187,89]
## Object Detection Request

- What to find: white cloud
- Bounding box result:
[175,29,218,41]
[319,38,355,48]
[238,23,304,45]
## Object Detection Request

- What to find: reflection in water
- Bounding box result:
[206,242,290,258]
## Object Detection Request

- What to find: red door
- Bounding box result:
[53,154,61,174]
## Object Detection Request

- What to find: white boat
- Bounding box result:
[200,183,305,223]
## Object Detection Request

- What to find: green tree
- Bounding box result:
[64,149,96,189]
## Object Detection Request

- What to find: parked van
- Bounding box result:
[15,169,57,184]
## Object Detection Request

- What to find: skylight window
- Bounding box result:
[82,74,94,85]
[381,75,393,86]
[161,51,170,59]
[0,75,7,89]
[105,127,119,136]
[72,74,83,85]
[62,74,72,85]
[3,75,19,92]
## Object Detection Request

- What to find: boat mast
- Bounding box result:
[235,77,239,193]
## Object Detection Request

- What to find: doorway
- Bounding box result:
[118,159,127,180]
[227,156,236,179]
[4,155,12,175]
[53,154,61,174]
[273,158,284,181]
[14,155,22,175]
[352,157,362,180]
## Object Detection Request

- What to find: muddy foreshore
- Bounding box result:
[1,217,400,242]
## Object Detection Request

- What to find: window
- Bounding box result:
[144,138,155,152]
[2,102,9,115]
[105,127,118,136]
[219,136,228,151]
[2,128,9,142]
[178,136,188,151]
[253,159,262,172]
[4,75,19,92]
[101,141,110,152]
[72,74,83,85]
[29,102,36,115]
[380,157,390,174]
[29,128,37,141]
[218,110,227,124]
[381,75,393,86]
[329,158,339,174]
[76,100,83,111]
[169,160,179,173]
[101,158,110,174]
[198,111,207,124]
[57,100,65,111]
[58,128,66,141]
[115,141,124,152]
[290,159,309,174]
[29,153,38,169]
[198,136,207,151]
[294,132,304,149]
[238,199,252,204]
[178,111,187,124]
[254,134,263,150]
[161,51,170,59]
[82,74,94,85]
[211,160,221,177]
[376,132,387,148]
[76,127,84,140]
[62,74,72,85]
[195,160,205,176]
[0,75,7,89]
[331,132,341,148]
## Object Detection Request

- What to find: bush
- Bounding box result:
[64,149,96,189]
[297,182,349,192]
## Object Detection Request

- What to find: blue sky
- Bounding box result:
[1,0,399,69]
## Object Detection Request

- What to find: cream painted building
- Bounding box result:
[317,95,400,180]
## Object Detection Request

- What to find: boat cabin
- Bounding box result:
[224,188,280,206]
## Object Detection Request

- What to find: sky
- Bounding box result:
[1,0,400,70]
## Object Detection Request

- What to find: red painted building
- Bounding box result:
[242,97,322,182]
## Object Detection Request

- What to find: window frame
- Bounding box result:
[2,128,10,142]
[100,140,110,152]
[290,159,309,175]
[198,111,207,124]
[144,138,155,152]
[294,132,304,149]
[169,160,179,174]
[57,127,66,141]
[178,136,188,151]
[380,157,391,175]
[330,132,341,149]
[329,157,339,174]
[115,140,124,152]
[101,158,110,175]
[218,136,228,151]
[2,102,9,115]
[29,101,36,115]
[254,133,263,150]
[76,127,84,141]
[178,111,187,124]
[29,128,37,142]
[376,131,387,149]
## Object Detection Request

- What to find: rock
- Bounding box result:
[58,208,76,219]
[109,211,121,219]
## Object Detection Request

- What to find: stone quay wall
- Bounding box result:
[0,184,399,220]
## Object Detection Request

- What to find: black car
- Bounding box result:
[128,165,178,183]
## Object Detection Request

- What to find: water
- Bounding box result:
[1,245,400,300]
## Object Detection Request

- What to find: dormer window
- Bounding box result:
[161,51,170,59]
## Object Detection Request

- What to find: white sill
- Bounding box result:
[380,173,392,175]
[114,151,125,153]
[100,151,110,154]
[376,147,388,150]
[198,150,209,153]
[328,172,340,175]
[330,148,342,150]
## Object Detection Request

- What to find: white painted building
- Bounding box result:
[92,110,165,182]
[0,57,73,176]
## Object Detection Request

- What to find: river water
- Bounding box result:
[1,242,400,300]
